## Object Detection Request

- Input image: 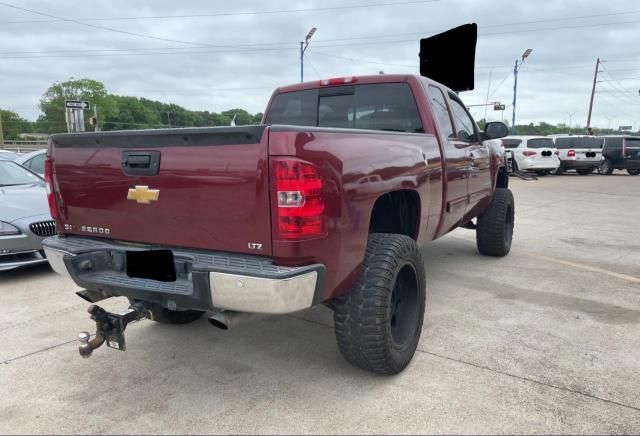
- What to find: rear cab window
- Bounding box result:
[265,83,423,133]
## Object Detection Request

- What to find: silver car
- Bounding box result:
[0,160,56,271]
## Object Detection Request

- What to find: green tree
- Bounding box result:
[0,109,34,140]
[39,78,118,133]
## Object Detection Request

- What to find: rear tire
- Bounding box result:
[333,233,426,375]
[627,168,640,175]
[535,170,549,176]
[554,165,564,175]
[476,188,515,257]
[577,168,594,175]
[600,159,614,175]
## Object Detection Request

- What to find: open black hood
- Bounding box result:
[419,23,477,92]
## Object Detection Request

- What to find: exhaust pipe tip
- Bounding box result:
[208,311,253,330]
[208,317,229,330]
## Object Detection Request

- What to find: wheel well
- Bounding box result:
[369,190,419,239]
[496,166,509,189]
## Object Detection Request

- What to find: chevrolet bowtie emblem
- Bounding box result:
[127,185,160,204]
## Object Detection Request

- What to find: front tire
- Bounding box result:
[627,168,640,175]
[334,233,426,375]
[476,188,515,257]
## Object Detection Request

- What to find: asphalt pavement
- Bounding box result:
[1,172,639,434]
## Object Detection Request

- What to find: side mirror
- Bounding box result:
[483,121,509,139]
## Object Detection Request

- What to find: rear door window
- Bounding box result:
[572,137,604,149]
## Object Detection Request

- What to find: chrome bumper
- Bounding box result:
[210,271,318,314]
[42,237,324,314]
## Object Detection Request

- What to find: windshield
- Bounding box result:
[0,161,43,186]
[527,138,554,149]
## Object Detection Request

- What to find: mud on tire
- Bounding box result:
[333,233,426,375]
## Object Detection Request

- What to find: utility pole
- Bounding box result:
[166,111,172,128]
[93,105,99,132]
[300,27,317,83]
[484,70,492,121]
[566,111,577,129]
[511,48,533,135]
[0,111,4,149]
[586,58,600,135]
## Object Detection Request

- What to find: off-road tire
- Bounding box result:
[577,168,594,175]
[476,188,515,257]
[627,168,640,176]
[333,233,426,375]
[600,159,614,175]
[148,308,204,324]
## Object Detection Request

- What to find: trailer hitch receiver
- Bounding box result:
[78,303,148,358]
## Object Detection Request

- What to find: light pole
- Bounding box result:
[300,27,317,83]
[566,111,577,129]
[511,48,533,135]
[606,115,615,134]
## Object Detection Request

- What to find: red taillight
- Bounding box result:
[522,150,537,157]
[272,158,324,240]
[44,158,58,220]
[319,76,357,86]
[567,149,576,157]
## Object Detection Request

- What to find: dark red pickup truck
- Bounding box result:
[43,74,512,374]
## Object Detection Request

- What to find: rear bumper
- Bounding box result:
[43,236,325,314]
[561,159,599,169]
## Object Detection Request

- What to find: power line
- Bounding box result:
[0,0,441,24]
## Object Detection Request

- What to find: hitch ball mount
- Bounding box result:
[78,303,148,358]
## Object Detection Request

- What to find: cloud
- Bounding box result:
[1,0,639,129]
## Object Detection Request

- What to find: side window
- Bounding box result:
[428,86,454,139]
[30,154,45,174]
[448,95,477,143]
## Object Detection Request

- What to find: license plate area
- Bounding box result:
[126,250,176,282]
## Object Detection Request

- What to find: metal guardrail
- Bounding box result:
[1,140,48,152]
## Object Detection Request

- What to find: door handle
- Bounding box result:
[122,151,161,176]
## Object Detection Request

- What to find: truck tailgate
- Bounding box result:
[50,127,272,256]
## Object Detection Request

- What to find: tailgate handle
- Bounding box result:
[122,151,160,176]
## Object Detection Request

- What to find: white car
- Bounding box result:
[550,135,603,175]
[501,136,560,176]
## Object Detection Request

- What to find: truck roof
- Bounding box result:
[275,74,448,94]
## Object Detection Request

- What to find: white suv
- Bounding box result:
[551,135,604,175]
[501,136,560,176]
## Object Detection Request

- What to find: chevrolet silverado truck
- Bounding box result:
[43,73,512,374]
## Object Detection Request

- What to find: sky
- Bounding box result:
[0,0,639,130]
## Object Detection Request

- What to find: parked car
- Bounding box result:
[0,160,56,271]
[501,136,560,176]
[0,150,23,161]
[14,149,46,176]
[551,135,604,174]
[599,136,640,175]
